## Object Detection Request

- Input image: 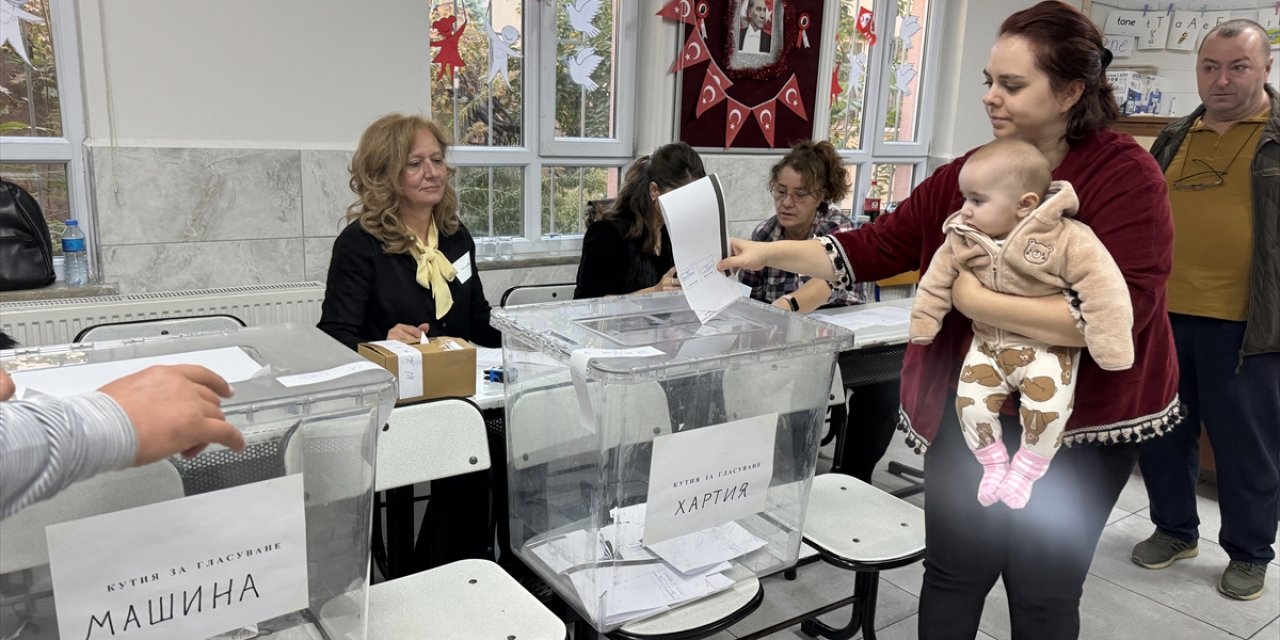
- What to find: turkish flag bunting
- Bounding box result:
[656,0,697,25]
[724,98,750,148]
[671,27,711,73]
[696,61,734,118]
[752,101,778,148]
[776,74,807,120]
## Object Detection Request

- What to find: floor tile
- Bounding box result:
[1113,469,1150,514]
[1090,513,1279,639]
[1248,615,1279,639]
[723,561,918,639]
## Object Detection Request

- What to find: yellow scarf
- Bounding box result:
[413,222,456,318]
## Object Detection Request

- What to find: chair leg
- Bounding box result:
[800,571,880,640]
[887,461,925,499]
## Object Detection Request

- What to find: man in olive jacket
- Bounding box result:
[1131,19,1279,602]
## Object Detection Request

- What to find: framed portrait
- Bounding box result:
[728,0,783,70]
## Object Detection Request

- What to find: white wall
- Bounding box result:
[76,0,430,147]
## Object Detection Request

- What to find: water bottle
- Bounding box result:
[62,219,89,287]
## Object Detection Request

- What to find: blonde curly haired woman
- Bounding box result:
[319,113,500,350]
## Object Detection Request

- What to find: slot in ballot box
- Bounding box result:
[0,325,395,640]
[491,292,853,632]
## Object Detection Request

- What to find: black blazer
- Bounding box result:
[738,27,771,53]
[318,222,502,349]
[574,219,674,299]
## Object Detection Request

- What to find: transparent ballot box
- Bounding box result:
[0,325,395,640]
[492,292,854,631]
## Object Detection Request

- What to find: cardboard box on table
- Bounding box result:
[0,325,396,640]
[358,337,476,405]
[491,292,853,632]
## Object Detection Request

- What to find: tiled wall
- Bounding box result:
[87,145,576,295]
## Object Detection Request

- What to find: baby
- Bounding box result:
[910,139,1134,509]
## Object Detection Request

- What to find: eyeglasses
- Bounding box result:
[1171,124,1262,192]
[1172,159,1226,191]
[769,186,815,202]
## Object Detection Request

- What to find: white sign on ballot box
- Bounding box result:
[46,475,309,640]
[644,413,777,545]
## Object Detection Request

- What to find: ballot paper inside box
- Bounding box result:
[0,325,396,640]
[491,292,854,632]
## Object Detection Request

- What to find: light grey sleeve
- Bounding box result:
[0,392,138,520]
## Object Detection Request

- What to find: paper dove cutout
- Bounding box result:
[899,15,921,49]
[568,0,602,39]
[894,62,917,97]
[567,47,603,92]
[849,52,868,93]
[487,24,521,87]
[0,0,43,68]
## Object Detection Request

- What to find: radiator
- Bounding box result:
[0,282,327,347]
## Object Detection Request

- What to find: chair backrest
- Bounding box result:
[722,355,836,422]
[376,398,490,491]
[500,283,577,307]
[74,314,246,343]
[0,461,185,574]
[508,380,672,469]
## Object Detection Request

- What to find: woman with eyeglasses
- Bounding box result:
[739,140,863,313]
[721,3,1179,637]
[573,142,706,299]
[739,140,902,486]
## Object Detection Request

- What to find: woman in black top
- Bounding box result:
[574,142,706,298]
[317,113,498,570]
[319,114,500,348]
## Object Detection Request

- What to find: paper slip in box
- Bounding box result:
[358,337,476,404]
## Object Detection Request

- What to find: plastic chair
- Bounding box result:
[74,314,245,342]
[366,398,566,640]
[501,283,577,307]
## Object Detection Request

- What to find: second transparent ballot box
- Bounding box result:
[0,325,395,640]
[492,292,854,631]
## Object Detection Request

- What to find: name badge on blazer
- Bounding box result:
[453,252,473,284]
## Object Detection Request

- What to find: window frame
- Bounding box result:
[814,0,946,206]
[0,0,91,274]
[443,0,637,252]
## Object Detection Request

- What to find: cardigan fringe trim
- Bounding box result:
[896,395,1185,452]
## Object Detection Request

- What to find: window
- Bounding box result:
[824,0,941,216]
[430,0,636,252]
[0,0,87,263]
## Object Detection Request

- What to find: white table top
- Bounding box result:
[811,298,912,349]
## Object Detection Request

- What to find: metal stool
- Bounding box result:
[797,474,925,640]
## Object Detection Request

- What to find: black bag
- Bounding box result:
[0,177,56,291]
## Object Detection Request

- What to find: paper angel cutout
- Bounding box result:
[567,0,602,39]
[894,62,917,97]
[849,52,868,94]
[0,0,43,68]
[487,24,521,87]
[431,14,468,82]
[567,47,603,92]
[900,15,921,49]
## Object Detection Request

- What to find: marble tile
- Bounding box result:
[703,154,782,225]
[305,237,336,284]
[1113,469,1151,514]
[860,615,999,640]
[1249,615,1279,639]
[728,220,760,240]
[482,264,579,303]
[723,561,918,639]
[301,149,356,238]
[1090,513,1279,639]
[100,239,305,293]
[91,146,302,245]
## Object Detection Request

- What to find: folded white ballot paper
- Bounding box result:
[527,500,766,627]
[657,175,749,323]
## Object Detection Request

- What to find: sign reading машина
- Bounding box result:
[45,474,309,640]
